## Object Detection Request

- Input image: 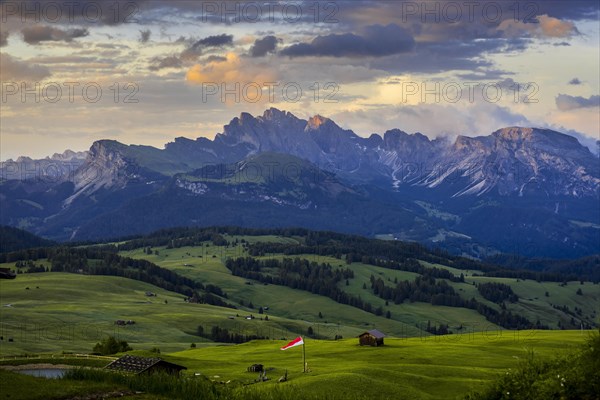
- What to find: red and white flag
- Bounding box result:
[280,336,304,350]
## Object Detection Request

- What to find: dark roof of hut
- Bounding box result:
[105,355,186,374]
[359,329,386,339]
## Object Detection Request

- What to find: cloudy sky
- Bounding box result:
[1,0,599,160]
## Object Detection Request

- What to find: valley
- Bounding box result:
[2,228,598,354]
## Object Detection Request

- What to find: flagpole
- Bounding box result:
[302,338,306,373]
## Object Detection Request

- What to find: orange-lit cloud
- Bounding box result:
[497,14,578,38]
[185,52,278,85]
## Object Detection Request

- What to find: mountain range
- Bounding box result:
[1,108,598,258]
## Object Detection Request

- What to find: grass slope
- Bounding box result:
[119,238,599,333]
[0,273,321,356]
[168,331,589,399]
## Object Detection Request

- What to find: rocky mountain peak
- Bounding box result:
[306,115,330,130]
[492,126,535,141]
[492,127,585,150]
[260,107,295,122]
[49,149,88,161]
[88,140,126,159]
[453,135,491,152]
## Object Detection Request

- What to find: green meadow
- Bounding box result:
[166,330,589,399]
[1,328,591,400]
[0,273,317,355]
[0,232,598,399]
[0,269,596,399]
[119,239,599,333]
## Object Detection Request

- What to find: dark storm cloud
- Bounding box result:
[280,24,414,58]
[193,34,233,48]
[177,33,233,62]
[334,0,598,27]
[249,35,279,57]
[3,1,597,29]
[568,78,582,85]
[556,94,600,111]
[148,33,232,70]
[21,26,89,44]
[531,1,599,21]
[370,38,527,75]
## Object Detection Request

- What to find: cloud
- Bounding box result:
[149,33,234,71]
[369,39,513,74]
[249,35,279,57]
[537,15,580,37]
[180,47,203,62]
[0,53,51,81]
[568,78,582,85]
[179,33,233,62]
[21,26,89,44]
[194,34,233,48]
[186,52,278,85]
[497,14,578,38]
[0,30,8,47]
[280,24,415,58]
[139,29,152,43]
[330,102,532,140]
[548,127,600,155]
[205,55,227,63]
[148,55,183,71]
[556,94,599,111]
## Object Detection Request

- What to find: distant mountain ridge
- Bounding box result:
[3,108,598,198]
[69,109,600,198]
[1,108,598,258]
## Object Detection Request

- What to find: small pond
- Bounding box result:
[16,368,67,379]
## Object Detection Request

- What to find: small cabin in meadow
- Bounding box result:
[105,355,186,375]
[247,363,263,372]
[358,329,386,346]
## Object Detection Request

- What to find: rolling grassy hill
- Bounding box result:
[0,273,317,356]
[118,234,599,334]
[166,330,590,400]
[2,227,598,358]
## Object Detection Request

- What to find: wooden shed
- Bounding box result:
[105,355,187,375]
[358,329,385,346]
[247,363,263,372]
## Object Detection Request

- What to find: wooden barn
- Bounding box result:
[358,329,386,346]
[105,355,186,375]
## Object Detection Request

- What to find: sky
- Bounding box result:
[0,0,599,160]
